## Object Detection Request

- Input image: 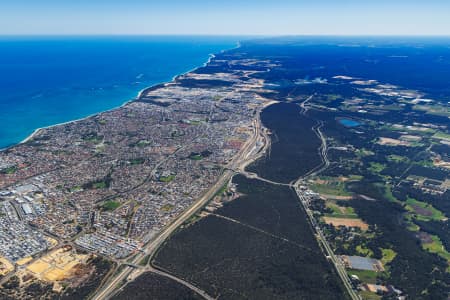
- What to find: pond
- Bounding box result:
[339,118,362,127]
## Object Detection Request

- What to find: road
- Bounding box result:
[93,95,359,300]
[238,170,292,187]
[113,264,215,300]
[92,105,265,300]
[292,96,360,300]
[92,170,236,300]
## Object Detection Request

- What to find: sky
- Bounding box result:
[1,0,449,36]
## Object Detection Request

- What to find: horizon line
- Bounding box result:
[1,33,450,38]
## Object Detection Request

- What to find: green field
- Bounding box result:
[387,154,409,163]
[69,186,83,193]
[355,148,374,157]
[129,158,145,165]
[326,94,342,102]
[161,204,175,212]
[382,184,397,202]
[383,124,435,135]
[356,244,374,257]
[310,177,352,197]
[189,154,203,160]
[347,269,378,284]
[189,120,202,125]
[405,198,446,222]
[413,104,450,117]
[422,235,450,270]
[102,200,121,211]
[368,162,386,173]
[159,175,175,183]
[0,165,17,174]
[325,202,358,218]
[93,181,107,189]
[403,214,420,232]
[136,140,151,147]
[82,133,103,144]
[432,131,450,141]
[380,248,397,265]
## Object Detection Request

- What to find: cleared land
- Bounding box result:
[323,217,368,230]
[0,257,13,276]
[25,247,89,282]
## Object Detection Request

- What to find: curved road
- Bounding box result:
[293,96,360,300]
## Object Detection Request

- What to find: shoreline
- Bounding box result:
[3,42,240,152]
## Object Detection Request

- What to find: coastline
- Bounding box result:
[4,42,240,152]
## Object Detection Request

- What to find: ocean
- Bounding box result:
[0,36,238,149]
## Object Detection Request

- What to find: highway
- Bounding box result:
[292,96,360,300]
[93,95,360,300]
[92,105,265,300]
[294,187,360,300]
[92,171,236,300]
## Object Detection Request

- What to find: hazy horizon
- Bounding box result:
[1,0,449,36]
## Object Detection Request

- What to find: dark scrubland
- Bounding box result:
[247,102,321,183]
[218,175,318,245]
[111,272,203,300]
[153,178,347,299]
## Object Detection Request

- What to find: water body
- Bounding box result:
[338,118,361,127]
[0,36,238,148]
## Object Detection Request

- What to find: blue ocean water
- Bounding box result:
[0,36,238,149]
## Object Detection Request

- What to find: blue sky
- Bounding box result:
[1,0,449,35]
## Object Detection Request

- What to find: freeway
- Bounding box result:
[92,172,236,300]
[92,105,265,300]
[92,95,360,300]
[92,94,360,300]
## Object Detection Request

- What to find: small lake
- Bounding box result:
[339,118,362,127]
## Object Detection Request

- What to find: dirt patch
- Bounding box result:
[416,231,433,244]
[322,194,353,200]
[323,217,369,230]
[411,204,433,217]
[378,137,410,146]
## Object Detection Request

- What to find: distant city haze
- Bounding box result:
[1,0,449,35]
